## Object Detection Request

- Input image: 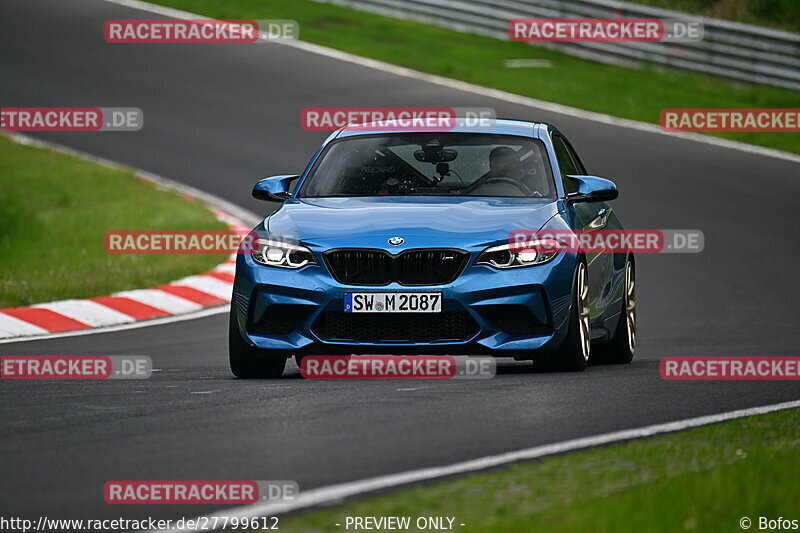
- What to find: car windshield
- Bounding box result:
[299,133,554,198]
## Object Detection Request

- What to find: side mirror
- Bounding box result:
[565,175,618,204]
[252,175,300,202]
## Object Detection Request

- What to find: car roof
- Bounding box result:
[332,118,550,141]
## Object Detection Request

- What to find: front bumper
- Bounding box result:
[232,250,578,355]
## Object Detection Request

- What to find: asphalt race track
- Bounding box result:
[1,0,799,523]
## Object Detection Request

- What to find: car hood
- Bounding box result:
[266,196,560,250]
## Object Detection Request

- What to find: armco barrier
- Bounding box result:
[313,0,800,91]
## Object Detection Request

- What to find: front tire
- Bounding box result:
[539,260,590,372]
[592,256,636,364]
[229,311,287,378]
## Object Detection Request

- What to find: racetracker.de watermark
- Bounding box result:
[509,18,703,43]
[661,108,800,132]
[103,19,298,42]
[660,357,800,380]
[0,356,151,379]
[509,229,704,254]
[300,355,496,379]
[104,230,254,254]
[300,107,496,131]
[0,107,142,131]
[103,480,298,504]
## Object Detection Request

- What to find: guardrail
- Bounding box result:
[313,0,800,91]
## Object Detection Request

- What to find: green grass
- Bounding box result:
[255,408,800,533]
[628,0,800,33]
[150,0,800,154]
[0,136,228,308]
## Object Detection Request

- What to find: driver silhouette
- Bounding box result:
[466,146,532,195]
[486,146,521,179]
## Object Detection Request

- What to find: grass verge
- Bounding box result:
[630,0,800,33]
[0,136,228,308]
[151,0,800,154]
[254,408,800,532]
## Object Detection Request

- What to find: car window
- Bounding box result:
[299,133,555,198]
[552,134,584,195]
[562,136,586,175]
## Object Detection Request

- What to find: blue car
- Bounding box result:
[230,119,636,377]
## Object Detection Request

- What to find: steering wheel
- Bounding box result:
[469,176,535,196]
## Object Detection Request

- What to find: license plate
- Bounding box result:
[344,292,442,313]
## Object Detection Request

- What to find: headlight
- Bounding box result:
[476,238,563,268]
[252,239,317,269]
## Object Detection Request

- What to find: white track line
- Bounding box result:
[149,399,800,532]
[101,0,800,165]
